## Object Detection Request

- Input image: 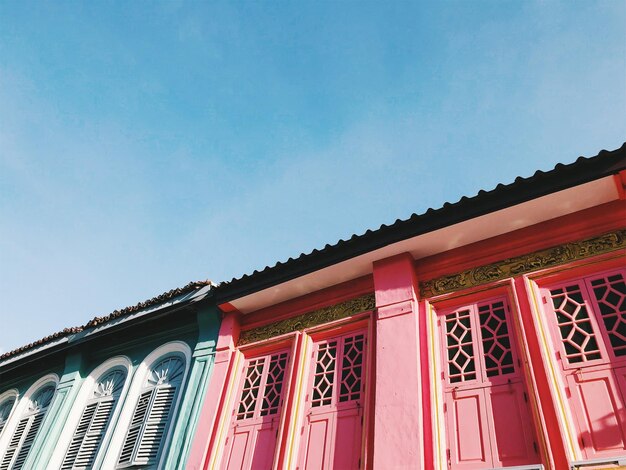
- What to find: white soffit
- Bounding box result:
[230,176,619,314]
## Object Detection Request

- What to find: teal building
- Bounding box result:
[0,281,219,470]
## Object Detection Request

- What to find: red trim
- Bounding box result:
[415,200,625,281]
[613,170,626,200]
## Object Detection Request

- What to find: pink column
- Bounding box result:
[372,253,423,469]
[187,311,241,470]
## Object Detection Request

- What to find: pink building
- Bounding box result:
[187,144,626,470]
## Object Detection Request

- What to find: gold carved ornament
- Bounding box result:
[419,229,626,297]
[238,294,376,345]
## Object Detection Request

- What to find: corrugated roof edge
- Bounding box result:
[1,280,214,362]
[214,143,626,302]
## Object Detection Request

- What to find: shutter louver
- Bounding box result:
[118,391,152,465]
[135,386,176,464]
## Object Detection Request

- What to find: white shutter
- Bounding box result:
[61,397,115,470]
[75,399,114,468]
[118,390,152,465]
[62,403,97,469]
[135,386,176,464]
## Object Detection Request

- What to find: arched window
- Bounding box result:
[0,383,55,470]
[0,396,17,436]
[61,368,127,469]
[117,355,186,468]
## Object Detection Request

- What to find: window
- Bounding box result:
[0,396,16,436]
[0,384,56,470]
[62,368,127,469]
[221,350,290,469]
[437,297,538,469]
[540,268,626,460]
[296,330,368,470]
[117,355,186,468]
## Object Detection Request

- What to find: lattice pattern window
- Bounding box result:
[1,384,55,470]
[479,301,515,377]
[235,351,289,421]
[62,369,126,469]
[237,358,265,420]
[550,285,602,364]
[590,273,626,357]
[311,332,367,408]
[445,309,476,383]
[0,397,16,436]
[260,352,288,417]
[117,355,185,468]
[339,334,365,402]
[312,341,337,407]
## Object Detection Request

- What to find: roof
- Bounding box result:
[3,142,626,367]
[214,143,626,303]
[0,281,213,363]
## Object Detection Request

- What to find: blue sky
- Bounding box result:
[1,1,624,354]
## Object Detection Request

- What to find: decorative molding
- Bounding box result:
[238,294,376,345]
[420,229,626,297]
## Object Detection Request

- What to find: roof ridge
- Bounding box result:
[0,280,213,362]
[216,142,626,296]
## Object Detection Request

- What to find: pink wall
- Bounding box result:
[372,253,424,468]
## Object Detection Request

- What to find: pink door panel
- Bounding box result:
[487,383,537,466]
[332,407,362,470]
[301,414,333,470]
[297,330,367,470]
[222,428,252,470]
[221,351,290,470]
[565,368,626,458]
[445,388,491,469]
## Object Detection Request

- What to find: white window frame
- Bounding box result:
[101,341,191,470]
[47,356,132,470]
[0,374,58,470]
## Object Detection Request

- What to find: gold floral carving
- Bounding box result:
[238,294,376,345]
[420,229,626,297]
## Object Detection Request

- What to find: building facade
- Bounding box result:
[1,144,625,470]
[186,145,626,470]
[0,282,219,470]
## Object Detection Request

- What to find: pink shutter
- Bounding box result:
[297,330,367,470]
[221,350,289,470]
[542,269,626,460]
[440,299,539,469]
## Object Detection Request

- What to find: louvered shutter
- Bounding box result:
[118,390,153,465]
[135,386,176,464]
[62,403,97,469]
[61,398,115,469]
[11,412,44,470]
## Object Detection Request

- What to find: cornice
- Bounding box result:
[238,294,375,345]
[420,229,626,297]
